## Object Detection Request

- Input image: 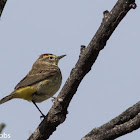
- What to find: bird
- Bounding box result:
[0,53,66,118]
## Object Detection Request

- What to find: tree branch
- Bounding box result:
[0,0,7,17]
[28,0,136,140]
[82,101,140,140]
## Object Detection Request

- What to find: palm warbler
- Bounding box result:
[0,54,66,117]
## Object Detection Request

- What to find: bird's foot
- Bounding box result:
[51,97,57,102]
[51,97,63,102]
[40,114,45,120]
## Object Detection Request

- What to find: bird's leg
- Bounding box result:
[32,101,45,119]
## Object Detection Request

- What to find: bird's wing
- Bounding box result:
[14,65,60,90]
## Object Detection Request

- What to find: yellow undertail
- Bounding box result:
[0,86,36,104]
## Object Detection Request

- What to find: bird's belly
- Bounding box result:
[32,77,62,103]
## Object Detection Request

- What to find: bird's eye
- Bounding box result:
[49,56,53,59]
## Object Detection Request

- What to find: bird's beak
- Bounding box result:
[58,55,66,60]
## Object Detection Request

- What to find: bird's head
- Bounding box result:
[38,54,66,65]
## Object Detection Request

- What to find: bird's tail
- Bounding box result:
[0,94,15,104]
[0,86,36,104]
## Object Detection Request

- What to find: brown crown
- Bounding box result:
[39,53,53,59]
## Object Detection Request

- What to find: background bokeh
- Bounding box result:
[0,0,140,139]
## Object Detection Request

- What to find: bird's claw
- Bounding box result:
[40,114,45,120]
[51,97,57,102]
[51,97,63,102]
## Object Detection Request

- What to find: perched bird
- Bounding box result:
[0,54,66,118]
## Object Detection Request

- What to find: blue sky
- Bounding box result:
[0,0,140,140]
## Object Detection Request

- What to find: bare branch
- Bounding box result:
[0,0,7,17]
[28,0,136,140]
[82,101,140,140]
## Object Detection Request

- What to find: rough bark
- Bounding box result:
[28,0,137,140]
[82,101,140,140]
[0,0,7,17]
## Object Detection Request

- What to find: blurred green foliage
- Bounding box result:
[0,123,6,134]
